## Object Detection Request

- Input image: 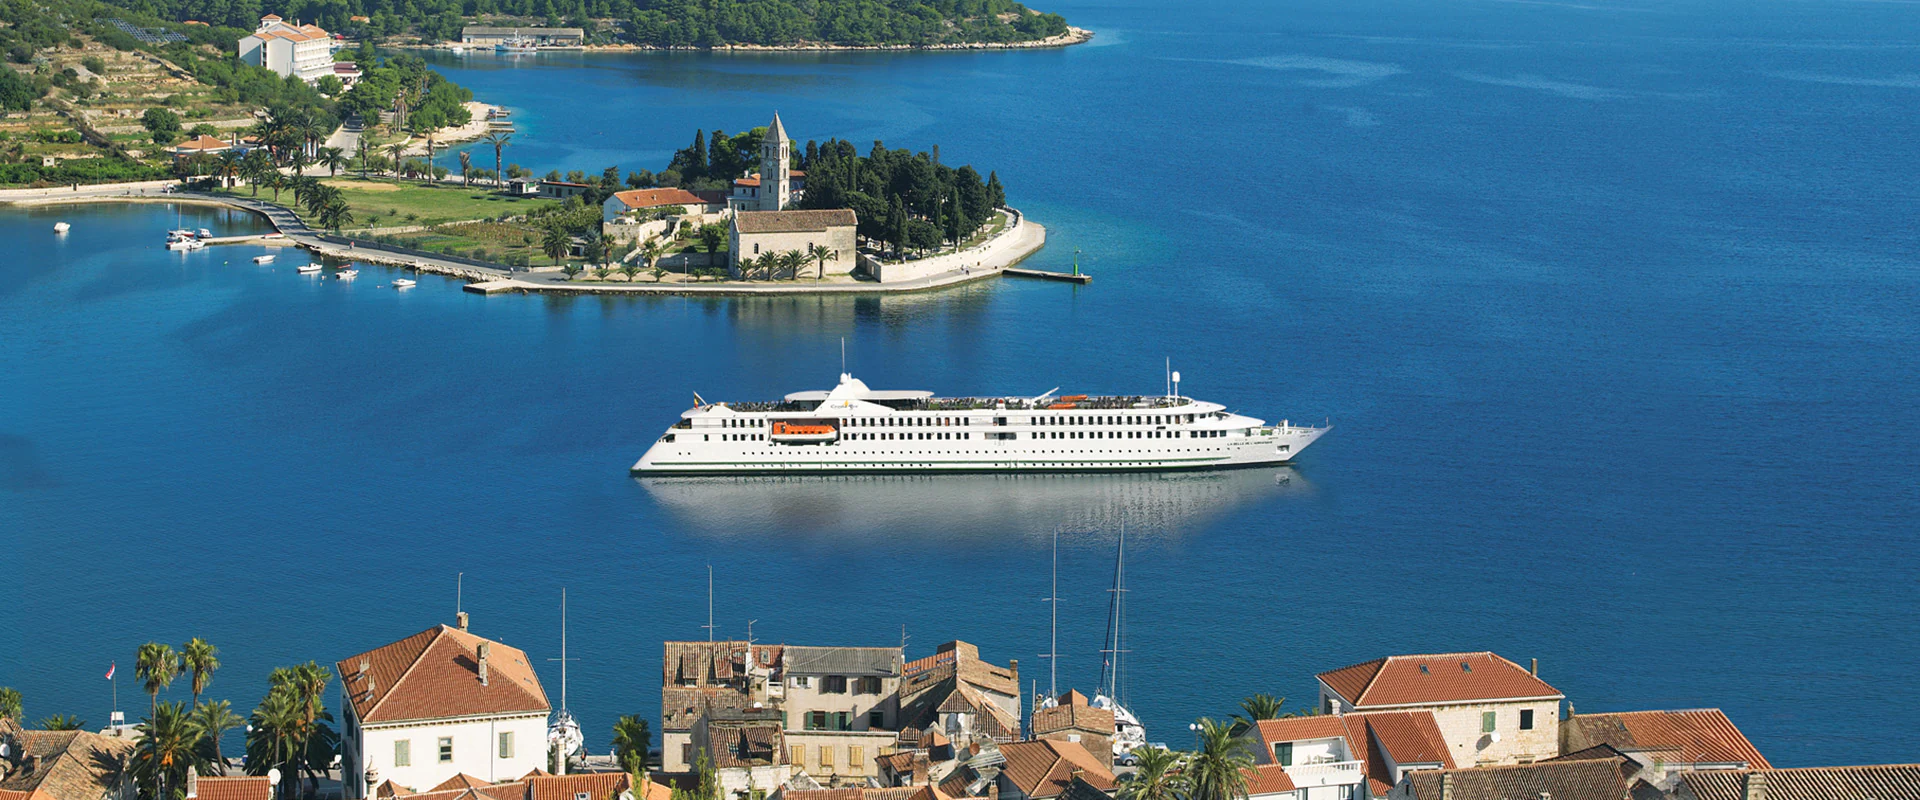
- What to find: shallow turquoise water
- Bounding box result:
[6,0,1920,767]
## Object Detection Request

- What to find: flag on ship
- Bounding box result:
[105,662,115,680]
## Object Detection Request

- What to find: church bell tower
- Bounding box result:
[760,112,792,211]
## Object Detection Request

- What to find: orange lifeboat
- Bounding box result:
[1048,402,1078,410]
[1060,394,1088,402]
[771,422,836,435]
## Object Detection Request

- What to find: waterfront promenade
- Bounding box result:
[2,181,1053,296]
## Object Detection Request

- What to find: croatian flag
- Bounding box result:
[105,662,115,680]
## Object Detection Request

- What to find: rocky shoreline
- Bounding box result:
[407,26,1092,54]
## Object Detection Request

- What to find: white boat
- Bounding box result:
[53,222,70,233]
[297,264,323,273]
[631,370,1329,475]
[495,38,536,53]
[254,254,276,264]
[392,278,416,289]
[166,237,204,251]
[197,228,213,239]
[336,269,359,280]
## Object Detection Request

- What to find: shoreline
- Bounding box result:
[4,187,1056,297]
[402,26,1092,55]
[402,102,500,157]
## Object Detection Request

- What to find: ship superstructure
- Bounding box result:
[630,373,1328,475]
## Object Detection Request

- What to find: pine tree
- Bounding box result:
[887,196,906,259]
[987,171,1006,208]
[709,129,729,179]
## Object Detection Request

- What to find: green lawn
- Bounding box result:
[306,178,558,227]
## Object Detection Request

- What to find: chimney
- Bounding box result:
[477,642,491,686]
[1742,772,1767,800]
[1440,773,1453,800]
[988,782,999,800]
[1530,658,1538,677]
[457,611,470,631]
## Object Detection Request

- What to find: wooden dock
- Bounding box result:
[1004,267,1091,284]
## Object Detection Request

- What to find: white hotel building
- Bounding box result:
[336,615,552,797]
[237,15,336,83]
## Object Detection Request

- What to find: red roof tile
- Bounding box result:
[194,777,272,800]
[1240,765,1296,798]
[610,188,709,209]
[526,772,631,800]
[1318,652,1561,708]
[1676,765,1920,800]
[995,740,1115,800]
[1566,709,1769,768]
[336,624,550,723]
[1361,711,1453,766]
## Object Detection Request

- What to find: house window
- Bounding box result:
[576,793,591,800]
[850,746,864,772]
[499,731,514,759]
[682,743,694,765]
[438,737,454,763]
[856,676,883,694]
[394,739,411,767]
[1481,712,1496,733]
[823,675,847,694]
[869,710,886,729]
[753,243,760,254]
[791,745,806,765]
[1275,742,1293,767]
[1519,710,1535,730]
[794,676,811,689]
[819,745,835,771]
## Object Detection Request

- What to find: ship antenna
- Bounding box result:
[1165,357,1171,399]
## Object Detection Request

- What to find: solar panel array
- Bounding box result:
[109,19,188,44]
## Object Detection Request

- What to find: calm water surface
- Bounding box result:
[6,0,1919,767]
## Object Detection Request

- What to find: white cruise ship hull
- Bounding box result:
[631,374,1328,476]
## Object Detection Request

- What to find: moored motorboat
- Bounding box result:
[197,228,213,239]
[254,254,276,264]
[53,222,70,233]
[166,236,204,251]
[336,269,359,280]
[392,278,416,289]
[296,264,323,273]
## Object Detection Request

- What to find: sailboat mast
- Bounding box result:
[1050,530,1059,700]
[560,587,568,711]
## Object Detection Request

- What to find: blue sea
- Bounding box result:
[6,0,1919,768]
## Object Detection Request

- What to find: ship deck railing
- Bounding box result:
[710,395,1190,414]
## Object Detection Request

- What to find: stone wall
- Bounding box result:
[866,207,1044,283]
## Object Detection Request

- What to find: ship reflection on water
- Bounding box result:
[636,467,1309,540]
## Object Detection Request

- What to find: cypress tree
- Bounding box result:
[986,171,1006,208]
[709,130,729,179]
[887,196,906,258]
[690,130,707,179]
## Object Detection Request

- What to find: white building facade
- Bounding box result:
[337,616,552,798]
[237,15,335,83]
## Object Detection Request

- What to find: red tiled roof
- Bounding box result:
[610,188,708,209]
[1676,765,1920,800]
[0,720,136,800]
[1567,709,1769,768]
[526,772,631,800]
[431,776,492,793]
[1252,716,1351,747]
[1241,765,1296,798]
[174,135,230,152]
[1406,758,1631,800]
[995,740,1115,800]
[336,624,550,723]
[1362,711,1453,766]
[194,777,271,800]
[1318,652,1561,708]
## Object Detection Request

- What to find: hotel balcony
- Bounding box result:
[1282,760,1364,788]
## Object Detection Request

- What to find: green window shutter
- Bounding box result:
[1482,711,1496,733]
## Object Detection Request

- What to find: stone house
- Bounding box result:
[539,181,592,200]
[692,707,790,800]
[1244,712,1456,800]
[1561,709,1769,789]
[729,210,858,277]
[1386,751,1638,800]
[1671,764,1920,800]
[336,613,552,798]
[0,718,136,800]
[603,188,720,223]
[1031,691,1112,765]
[661,641,771,774]
[1317,653,1563,768]
[779,646,903,785]
[238,15,335,83]
[971,740,1114,800]
[459,27,585,46]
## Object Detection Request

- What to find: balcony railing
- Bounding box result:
[1282,760,1364,787]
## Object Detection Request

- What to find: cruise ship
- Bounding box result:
[630,373,1328,475]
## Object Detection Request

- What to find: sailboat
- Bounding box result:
[546,588,585,771]
[1092,526,1148,761]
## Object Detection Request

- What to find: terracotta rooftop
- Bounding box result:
[1675,765,1920,800]
[610,188,708,209]
[1241,711,1452,797]
[526,772,631,800]
[734,209,856,234]
[193,777,272,800]
[995,740,1115,800]
[1362,711,1453,765]
[783,788,941,800]
[1563,709,1769,768]
[1033,692,1113,736]
[1403,756,1632,800]
[336,623,550,723]
[0,720,136,800]
[1318,652,1561,708]
[173,135,230,152]
[1241,765,1296,798]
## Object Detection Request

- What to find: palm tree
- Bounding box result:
[458,150,473,187]
[1229,694,1284,736]
[216,152,241,189]
[318,147,346,178]
[619,260,640,282]
[1185,719,1252,800]
[638,237,666,280]
[561,262,583,281]
[181,639,220,708]
[542,225,572,265]
[245,688,299,799]
[317,197,355,233]
[190,700,243,775]
[241,150,273,195]
[612,715,651,775]
[386,143,407,180]
[40,714,87,731]
[133,700,208,800]
[806,242,838,280]
[357,137,372,179]
[264,172,288,203]
[1118,746,1187,800]
[482,132,510,189]
[781,249,808,281]
[0,687,21,721]
[136,642,181,718]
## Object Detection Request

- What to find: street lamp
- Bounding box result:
[1188,722,1202,750]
